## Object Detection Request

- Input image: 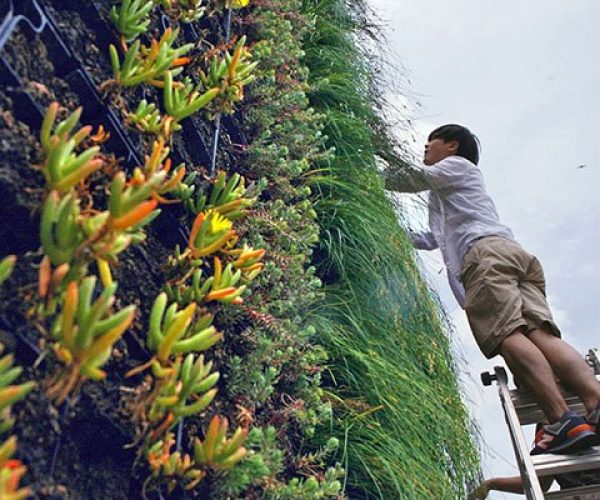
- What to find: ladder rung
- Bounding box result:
[532,446,600,477]
[510,375,600,425]
[544,483,600,499]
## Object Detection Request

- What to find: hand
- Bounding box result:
[468,480,491,500]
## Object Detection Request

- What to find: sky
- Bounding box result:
[368,1,600,498]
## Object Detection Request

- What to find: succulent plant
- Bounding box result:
[148,293,222,363]
[40,191,84,266]
[40,103,103,194]
[146,433,205,492]
[110,0,154,42]
[0,438,31,500]
[0,256,16,287]
[148,353,219,433]
[126,99,181,137]
[188,209,236,259]
[192,171,256,219]
[199,36,258,115]
[158,0,206,23]
[203,256,246,305]
[0,346,35,435]
[163,71,220,120]
[109,28,193,87]
[47,276,135,404]
[193,415,247,469]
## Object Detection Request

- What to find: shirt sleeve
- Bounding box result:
[385,156,469,193]
[409,230,439,250]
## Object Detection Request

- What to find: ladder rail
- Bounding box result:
[494,366,547,500]
[544,483,600,500]
[532,448,600,477]
[482,348,600,500]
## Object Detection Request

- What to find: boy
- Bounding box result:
[385,124,600,454]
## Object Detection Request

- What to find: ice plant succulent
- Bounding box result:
[107,170,163,231]
[226,0,250,8]
[0,341,34,500]
[40,103,103,194]
[164,268,213,306]
[163,71,220,120]
[188,209,236,258]
[0,346,35,434]
[109,28,193,87]
[78,172,162,266]
[0,440,31,500]
[40,191,84,266]
[229,244,265,280]
[146,433,205,492]
[81,157,182,270]
[192,171,255,219]
[193,415,248,469]
[148,353,219,434]
[110,0,154,42]
[47,276,135,404]
[199,36,257,115]
[126,99,181,138]
[147,293,222,365]
[37,257,73,321]
[82,210,147,263]
[0,256,16,287]
[158,0,206,23]
[203,256,246,305]
[140,139,186,200]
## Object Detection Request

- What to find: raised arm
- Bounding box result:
[384,156,469,193]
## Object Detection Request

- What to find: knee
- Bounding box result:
[498,328,529,357]
[528,326,560,346]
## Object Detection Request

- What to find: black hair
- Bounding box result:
[428,124,481,165]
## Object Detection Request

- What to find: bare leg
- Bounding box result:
[529,327,600,413]
[499,328,568,422]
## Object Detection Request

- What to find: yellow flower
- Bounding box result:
[208,210,232,235]
[228,0,250,9]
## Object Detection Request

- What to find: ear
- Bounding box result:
[447,140,459,154]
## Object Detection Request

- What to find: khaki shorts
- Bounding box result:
[460,237,560,358]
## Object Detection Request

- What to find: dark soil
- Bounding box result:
[0,0,270,496]
[0,2,246,498]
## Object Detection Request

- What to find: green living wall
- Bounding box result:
[0,0,479,497]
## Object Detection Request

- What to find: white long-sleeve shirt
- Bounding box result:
[385,155,515,307]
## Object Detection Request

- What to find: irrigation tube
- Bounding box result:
[50,402,69,475]
[208,7,233,177]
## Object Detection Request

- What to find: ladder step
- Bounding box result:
[544,483,600,499]
[511,375,600,425]
[533,446,600,477]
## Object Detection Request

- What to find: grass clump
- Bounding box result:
[300,0,481,497]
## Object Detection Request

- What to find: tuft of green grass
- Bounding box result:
[301,0,481,497]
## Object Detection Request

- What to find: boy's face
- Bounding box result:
[424,138,459,166]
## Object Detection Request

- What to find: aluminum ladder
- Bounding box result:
[481,348,600,499]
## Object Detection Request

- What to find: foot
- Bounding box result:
[531,410,596,455]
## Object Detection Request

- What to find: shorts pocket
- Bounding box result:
[463,279,500,355]
[460,261,477,287]
[464,279,495,317]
